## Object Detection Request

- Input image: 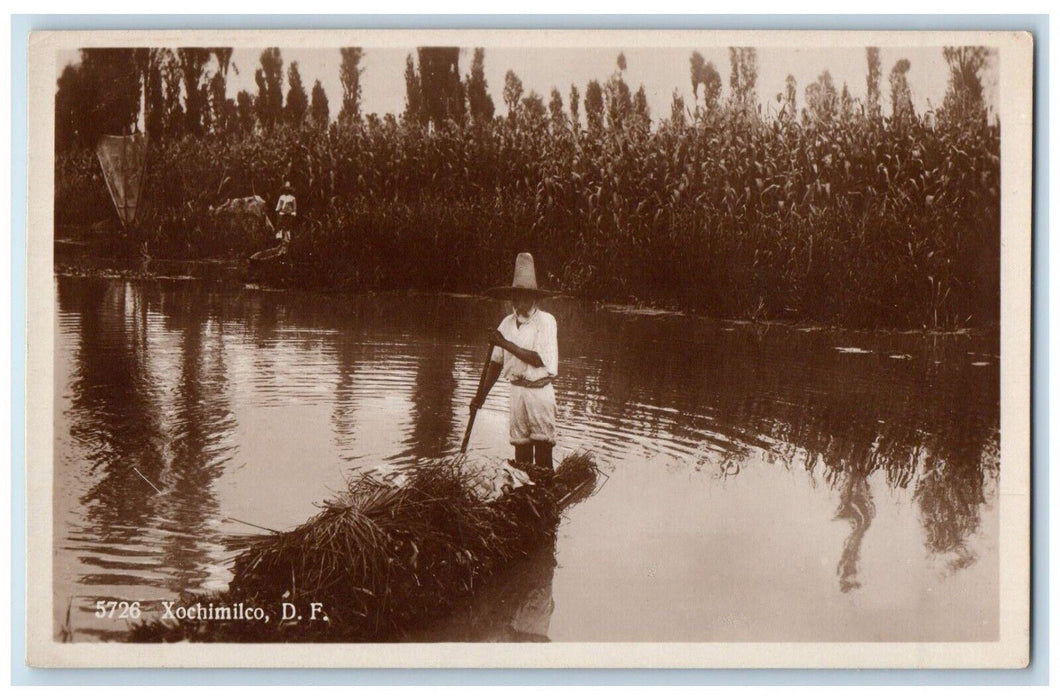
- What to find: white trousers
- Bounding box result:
[509,383,557,445]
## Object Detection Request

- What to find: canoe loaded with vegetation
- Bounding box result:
[131,453,599,642]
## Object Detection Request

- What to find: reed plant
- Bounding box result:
[56,106,1000,329]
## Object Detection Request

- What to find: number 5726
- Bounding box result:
[94,601,141,619]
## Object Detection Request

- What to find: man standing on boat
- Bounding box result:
[471,253,559,473]
[248,182,296,263]
[274,181,297,251]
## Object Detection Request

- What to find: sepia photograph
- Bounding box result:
[24,28,1032,668]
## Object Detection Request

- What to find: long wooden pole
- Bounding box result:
[460,343,495,453]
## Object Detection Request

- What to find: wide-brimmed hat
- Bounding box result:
[486,252,556,299]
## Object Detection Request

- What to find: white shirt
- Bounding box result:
[276,193,297,215]
[490,308,558,383]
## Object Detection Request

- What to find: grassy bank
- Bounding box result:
[56,110,1000,329]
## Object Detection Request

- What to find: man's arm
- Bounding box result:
[489,330,544,368]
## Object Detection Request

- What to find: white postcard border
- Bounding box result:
[24,27,1033,669]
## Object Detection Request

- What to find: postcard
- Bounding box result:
[25,27,1032,668]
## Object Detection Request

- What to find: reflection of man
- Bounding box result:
[471,253,559,473]
[834,473,876,592]
[410,543,557,643]
[506,572,555,642]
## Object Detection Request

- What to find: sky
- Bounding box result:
[58,45,999,124]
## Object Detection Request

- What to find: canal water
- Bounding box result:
[53,275,1000,642]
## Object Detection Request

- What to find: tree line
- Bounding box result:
[55,44,993,152]
[54,44,998,328]
[56,46,364,150]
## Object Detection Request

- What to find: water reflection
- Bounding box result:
[153,287,236,595]
[833,473,876,593]
[62,281,166,544]
[54,276,1000,641]
[56,280,240,637]
[916,443,996,573]
[408,542,558,643]
[393,344,457,465]
[330,333,363,463]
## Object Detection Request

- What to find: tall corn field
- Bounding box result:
[55,108,1000,330]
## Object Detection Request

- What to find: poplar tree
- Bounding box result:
[338,47,364,124]
[465,48,495,125]
[889,58,914,124]
[311,79,330,127]
[255,48,284,129]
[866,47,882,120]
[285,61,309,125]
[503,70,524,120]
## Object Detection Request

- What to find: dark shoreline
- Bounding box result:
[54,257,998,338]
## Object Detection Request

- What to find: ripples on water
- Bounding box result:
[53,276,1000,642]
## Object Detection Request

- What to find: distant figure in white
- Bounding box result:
[274,181,297,252]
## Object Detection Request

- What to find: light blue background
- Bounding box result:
[10,13,1049,685]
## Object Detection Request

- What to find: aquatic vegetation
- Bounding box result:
[129,452,599,642]
[55,105,999,329]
